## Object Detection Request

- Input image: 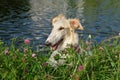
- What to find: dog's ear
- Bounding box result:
[69,19,84,30]
[52,14,66,24]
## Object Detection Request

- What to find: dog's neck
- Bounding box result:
[57,30,79,51]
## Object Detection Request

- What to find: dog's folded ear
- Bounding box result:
[52,14,66,24]
[69,19,84,30]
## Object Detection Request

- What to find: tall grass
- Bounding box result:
[0,37,120,80]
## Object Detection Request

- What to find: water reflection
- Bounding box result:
[0,0,120,48]
[84,0,120,37]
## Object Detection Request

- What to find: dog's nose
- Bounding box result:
[45,41,51,46]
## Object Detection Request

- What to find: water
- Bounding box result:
[0,0,120,48]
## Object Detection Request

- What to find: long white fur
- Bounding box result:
[45,14,84,67]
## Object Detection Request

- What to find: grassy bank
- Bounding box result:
[0,37,120,80]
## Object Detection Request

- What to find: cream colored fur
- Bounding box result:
[45,14,84,67]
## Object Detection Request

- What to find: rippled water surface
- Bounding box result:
[0,0,120,48]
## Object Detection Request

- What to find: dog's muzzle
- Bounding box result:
[45,41,51,46]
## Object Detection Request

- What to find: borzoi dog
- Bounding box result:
[45,14,84,67]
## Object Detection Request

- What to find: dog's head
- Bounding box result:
[45,14,84,50]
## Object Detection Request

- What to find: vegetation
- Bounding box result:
[0,36,120,80]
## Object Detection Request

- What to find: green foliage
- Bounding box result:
[0,38,120,80]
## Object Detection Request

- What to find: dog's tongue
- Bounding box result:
[52,44,58,50]
[51,39,63,50]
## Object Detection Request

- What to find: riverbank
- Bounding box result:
[0,36,120,80]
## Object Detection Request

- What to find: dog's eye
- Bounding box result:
[59,27,64,30]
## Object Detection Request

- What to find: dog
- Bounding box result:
[45,14,84,67]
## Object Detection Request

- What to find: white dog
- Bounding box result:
[45,14,84,67]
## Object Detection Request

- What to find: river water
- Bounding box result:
[0,0,120,48]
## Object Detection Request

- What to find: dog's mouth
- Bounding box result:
[51,39,64,50]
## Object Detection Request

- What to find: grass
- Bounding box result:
[0,37,120,80]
